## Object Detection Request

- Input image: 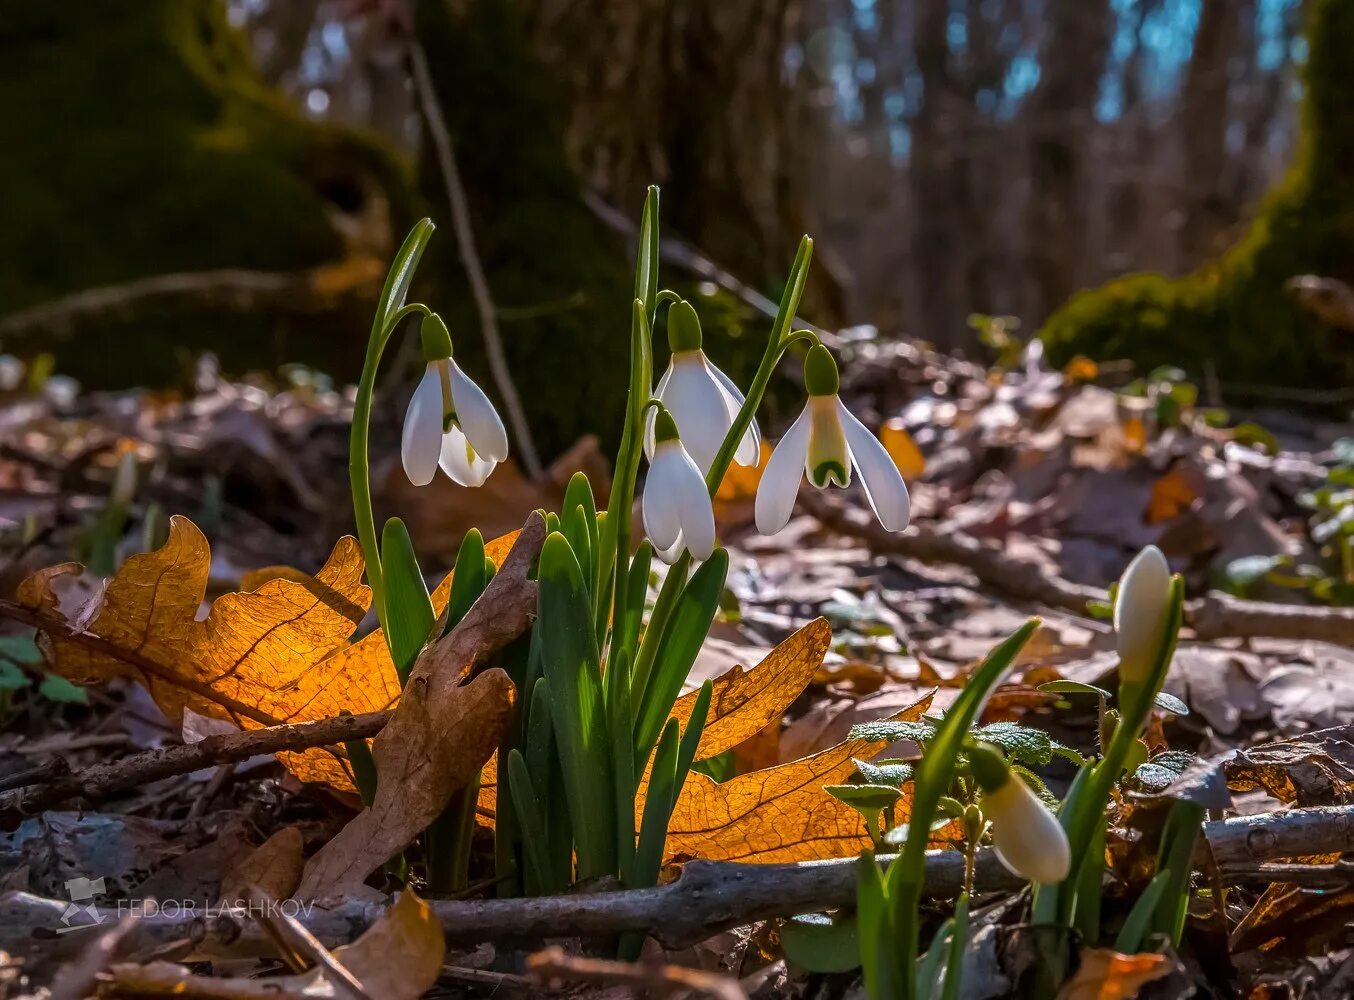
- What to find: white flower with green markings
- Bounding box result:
[645,299,759,476]
[400,314,509,488]
[643,407,717,563]
[755,344,911,535]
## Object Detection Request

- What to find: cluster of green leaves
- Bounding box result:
[0,632,87,718]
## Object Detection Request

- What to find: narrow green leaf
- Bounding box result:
[506,749,554,895]
[562,503,595,603]
[915,915,954,1000]
[608,648,637,877]
[620,715,679,961]
[938,892,970,1000]
[633,549,728,769]
[857,851,899,1000]
[534,532,616,880]
[443,529,487,636]
[379,517,434,683]
[636,185,660,319]
[1114,870,1171,954]
[1038,679,1112,699]
[342,718,378,808]
[615,541,653,663]
[1150,799,1205,947]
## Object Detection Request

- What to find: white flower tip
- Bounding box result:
[1114,545,1175,682]
[989,779,1071,884]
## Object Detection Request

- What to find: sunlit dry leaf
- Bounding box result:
[1122,416,1147,454]
[1226,726,1354,806]
[880,419,926,479]
[19,516,387,787]
[670,617,831,761]
[1057,949,1176,1000]
[1230,874,1354,955]
[1145,463,1201,524]
[715,441,771,502]
[663,692,935,863]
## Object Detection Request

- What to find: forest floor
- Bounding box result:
[0,343,1352,999]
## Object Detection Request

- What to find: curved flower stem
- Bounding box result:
[349,300,432,631]
[703,237,813,495]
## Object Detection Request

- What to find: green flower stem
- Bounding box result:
[703,237,814,495]
[349,300,432,630]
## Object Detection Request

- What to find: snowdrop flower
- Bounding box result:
[755,344,911,535]
[400,314,509,488]
[645,299,759,475]
[1114,545,1173,684]
[970,743,1070,884]
[643,407,716,564]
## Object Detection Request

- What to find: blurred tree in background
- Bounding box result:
[1,0,1348,461]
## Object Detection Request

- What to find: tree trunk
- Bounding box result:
[1180,0,1243,261]
[1022,0,1113,324]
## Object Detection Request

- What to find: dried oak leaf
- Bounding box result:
[219,827,304,906]
[1226,725,1354,807]
[19,516,388,787]
[664,691,935,863]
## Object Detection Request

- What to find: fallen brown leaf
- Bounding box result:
[295,515,544,898]
[881,418,926,479]
[220,827,304,906]
[1057,949,1177,1000]
[664,691,935,863]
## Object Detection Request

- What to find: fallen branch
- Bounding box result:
[0,262,383,341]
[8,804,1351,962]
[0,711,390,829]
[806,495,1354,647]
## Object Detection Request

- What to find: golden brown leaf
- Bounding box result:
[670,617,831,761]
[328,889,446,1000]
[880,419,926,479]
[1063,355,1100,383]
[1145,463,1201,524]
[19,516,390,787]
[1057,949,1176,1000]
[663,691,934,863]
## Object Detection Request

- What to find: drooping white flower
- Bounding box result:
[970,743,1070,884]
[755,344,911,535]
[643,408,717,564]
[1114,545,1173,684]
[645,299,759,476]
[400,315,508,487]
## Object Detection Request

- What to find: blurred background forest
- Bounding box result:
[2,0,1349,464]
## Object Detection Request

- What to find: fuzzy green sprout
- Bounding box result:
[346,189,915,948]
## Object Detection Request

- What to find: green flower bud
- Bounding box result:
[967,741,1011,793]
[667,299,703,353]
[419,313,454,362]
[653,406,681,443]
[803,344,840,397]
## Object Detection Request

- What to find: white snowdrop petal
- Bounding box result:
[401,365,444,487]
[1114,545,1173,683]
[838,399,912,532]
[663,353,733,475]
[643,446,684,554]
[754,406,812,534]
[988,779,1071,884]
[672,447,717,561]
[644,363,675,460]
[449,361,510,462]
[708,359,761,467]
[438,425,496,487]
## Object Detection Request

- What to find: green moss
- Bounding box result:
[0,0,411,384]
[1040,0,1354,387]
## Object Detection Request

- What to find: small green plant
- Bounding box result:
[344,190,915,950]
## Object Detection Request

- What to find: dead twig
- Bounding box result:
[8,804,1354,961]
[806,495,1354,647]
[0,711,389,828]
[529,945,748,1000]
